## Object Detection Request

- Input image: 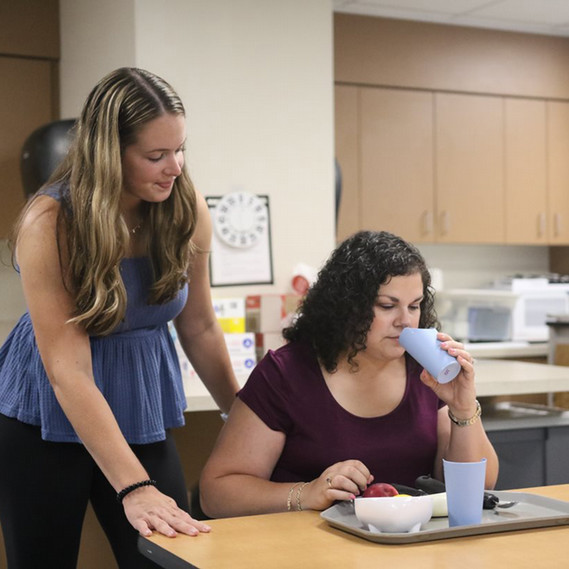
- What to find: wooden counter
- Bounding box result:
[139,484,569,569]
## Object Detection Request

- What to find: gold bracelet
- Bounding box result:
[448,400,482,427]
[296,482,310,511]
[287,483,302,511]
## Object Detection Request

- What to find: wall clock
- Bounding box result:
[213,191,269,249]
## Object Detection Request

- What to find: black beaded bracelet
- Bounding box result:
[116,479,157,503]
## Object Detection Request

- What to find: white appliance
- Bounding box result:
[494,278,569,342]
[436,289,517,342]
[437,278,569,342]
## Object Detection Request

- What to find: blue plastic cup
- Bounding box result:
[443,458,487,527]
[399,328,460,383]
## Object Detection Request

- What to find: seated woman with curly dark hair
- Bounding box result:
[199,231,498,518]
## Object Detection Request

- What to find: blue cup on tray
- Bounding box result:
[443,458,487,527]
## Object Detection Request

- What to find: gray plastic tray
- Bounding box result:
[320,491,569,544]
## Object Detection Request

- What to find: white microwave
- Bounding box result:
[436,289,517,342]
[494,278,569,342]
[510,288,569,342]
[436,281,569,342]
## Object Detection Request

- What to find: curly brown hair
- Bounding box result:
[283,231,439,372]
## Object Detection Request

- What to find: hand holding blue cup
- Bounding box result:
[399,328,460,384]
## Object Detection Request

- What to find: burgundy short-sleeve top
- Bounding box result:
[238,341,445,487]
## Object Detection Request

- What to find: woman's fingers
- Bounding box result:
[324,460,372,496]
[147,512,209,537]
[133,519,153,538]
[124,488,211,538]
[133,510,210,538]
[326,473,359,496]
[440,338,476,371]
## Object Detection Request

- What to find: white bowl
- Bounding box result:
[354,495,433,533]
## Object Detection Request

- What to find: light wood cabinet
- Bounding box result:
[335,87,569,245]
[547,101,569,244]
[504,99,548,244]
[435,93,504,243]
[334,11,569,255]
[336,88,507,244]
[359,87,435,243]
[505,99,569,246]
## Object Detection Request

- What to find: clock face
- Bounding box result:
[213,191,268,249]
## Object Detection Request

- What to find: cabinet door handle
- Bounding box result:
[423,211,433,235]
[440,211,449,236]
[554,213,561,237]
[538,213,546,238]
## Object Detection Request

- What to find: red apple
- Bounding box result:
[362,482,399,498]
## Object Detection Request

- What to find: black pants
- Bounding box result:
[0,414,190,569]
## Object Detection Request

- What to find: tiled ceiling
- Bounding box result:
[333,0,569,37]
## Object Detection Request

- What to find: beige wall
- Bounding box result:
[59,0,136,112]
[59,0,336,299]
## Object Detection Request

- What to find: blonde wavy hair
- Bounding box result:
[15,68,198,335]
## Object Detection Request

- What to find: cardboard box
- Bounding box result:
[212,297,246,333]
[255,332,286,361]
[224,332,256,356]
[169,325,256,397]
[245,294,301,333]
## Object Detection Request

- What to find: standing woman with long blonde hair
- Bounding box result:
[0,68,239,568]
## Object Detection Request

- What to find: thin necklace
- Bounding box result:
[130,221,143,235]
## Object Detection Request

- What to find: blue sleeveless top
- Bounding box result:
[0,187,188,443]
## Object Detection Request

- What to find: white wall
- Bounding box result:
[0,242,27,342]
[418,244,550,291]
[59,0,336,298]
[59,0,137,113]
